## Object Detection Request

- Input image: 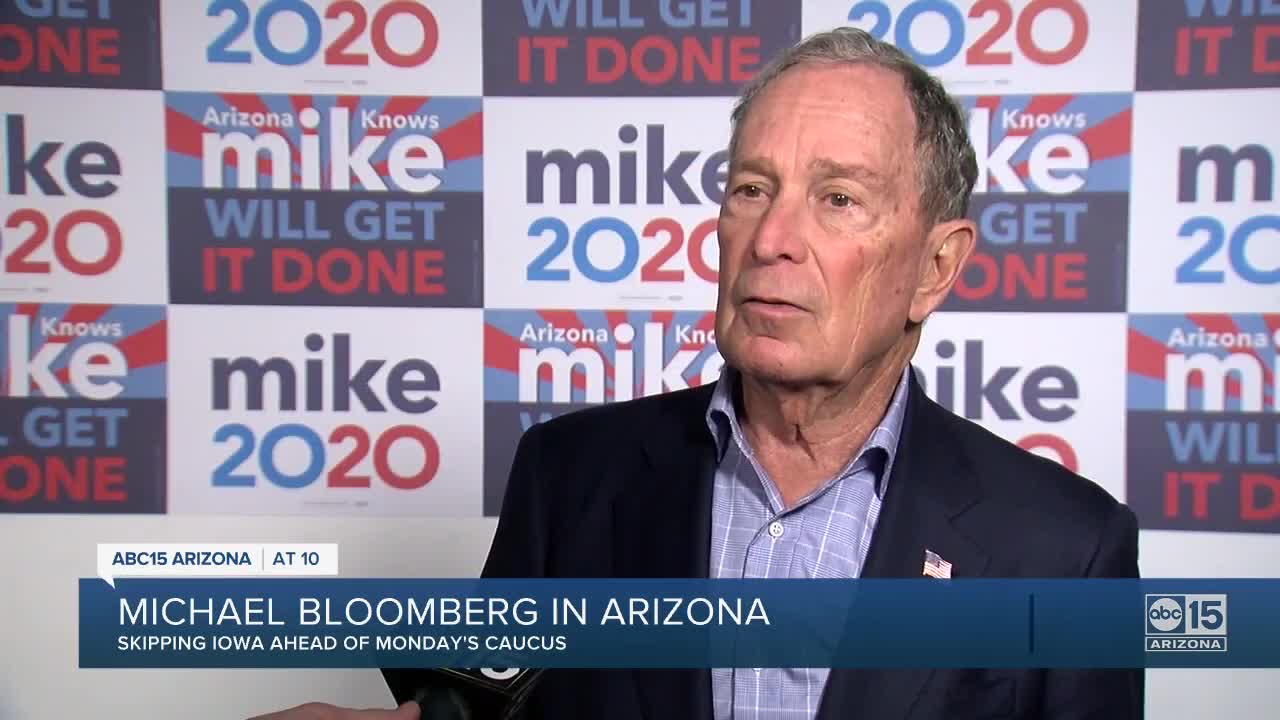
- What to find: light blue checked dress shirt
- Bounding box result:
[705,365,910,720]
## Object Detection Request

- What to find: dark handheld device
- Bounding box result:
[382,668,543,720]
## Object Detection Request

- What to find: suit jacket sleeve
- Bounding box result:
[1042,502,1144,719]
[482,423,550,579]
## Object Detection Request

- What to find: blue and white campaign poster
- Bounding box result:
[6,1,1280,718]
[166,305,482,516]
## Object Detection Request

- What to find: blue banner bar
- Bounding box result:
[79,579,1280,669]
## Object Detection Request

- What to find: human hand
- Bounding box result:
[247,701,420,720]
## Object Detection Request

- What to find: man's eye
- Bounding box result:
[735,184,763,198]
[827,193,852,208]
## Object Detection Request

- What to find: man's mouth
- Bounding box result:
[742,297,806,313]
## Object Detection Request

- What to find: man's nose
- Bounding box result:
[748,190,808,265]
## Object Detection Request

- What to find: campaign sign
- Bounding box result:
[1127,314,1280,534]
[914,312,1125,501]
[167,305,482,516]
[942,93,1131,312]
[802,0,1138,94]
[165,92,483,308]
[483,308,721,515]
[161,0,481,95]
[1,303,166,513]
[1136,0,1280,91]
[482,0,801,95]
[484,97,730,311]
[0,87,166,304]
[1128,90,1276,313]
[0,0,161,89]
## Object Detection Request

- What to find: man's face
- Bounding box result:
[716,62,934,387]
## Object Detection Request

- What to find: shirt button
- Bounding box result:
[768,521,784,538]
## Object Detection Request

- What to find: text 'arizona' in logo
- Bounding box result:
[1127,314,1280,533]
[482,0,800,95]
[805,0,1136,93]
[1128,91,1275,312]
[166,306,483,516]
[483,309,721,514]
[1,303,166,513]
[1,89,166,304]
[914,313,1125,500]
[942,93,1131,312]
[162,1,480,94]
[0,0,160,89]
[1136,0,1280,91]
[165,92,483,308]
[484,97,728,310]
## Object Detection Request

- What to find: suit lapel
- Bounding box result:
[613,384,717,720]
[608,374,994,720]
[819,372,990,720]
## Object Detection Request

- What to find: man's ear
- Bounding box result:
[908,218,977,324]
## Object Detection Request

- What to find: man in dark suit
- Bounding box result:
[259,26,1141,720]
[481,26,1143,720]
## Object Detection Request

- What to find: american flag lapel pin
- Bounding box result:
[922,549,952,579]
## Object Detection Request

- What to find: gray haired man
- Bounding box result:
[262,27,1142,720]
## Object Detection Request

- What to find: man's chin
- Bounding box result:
[727,344,816,386]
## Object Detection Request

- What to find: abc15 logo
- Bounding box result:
[1145,594,1228,636]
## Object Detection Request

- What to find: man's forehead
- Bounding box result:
[810,158,891,187]
[754,62,913,119]
[734,63,916,158]
[735,155,891,188]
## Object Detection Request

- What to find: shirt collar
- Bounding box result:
[705,364,912,499]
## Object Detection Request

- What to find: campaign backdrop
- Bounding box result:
[2,0,1276,540]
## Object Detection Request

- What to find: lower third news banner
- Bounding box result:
[79,579,1280,669]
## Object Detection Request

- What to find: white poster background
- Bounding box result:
[1129,89,1280,313]
[161,0,482,95]
[167,305,483,515]
[484,96,733,311]
[802,0,1138,94]
[0,88,166,304]
[914,311,1126,502]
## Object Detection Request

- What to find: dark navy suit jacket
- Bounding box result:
[481,370,1144,719]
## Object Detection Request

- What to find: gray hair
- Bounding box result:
[729,27,978,225]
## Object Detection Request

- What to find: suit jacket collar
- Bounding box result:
[611,370,992,720]
[861,368,988,577]
[614,383,718,720]
[615,382,718,580]
[818,369,991,720]
[613,370,987,578]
